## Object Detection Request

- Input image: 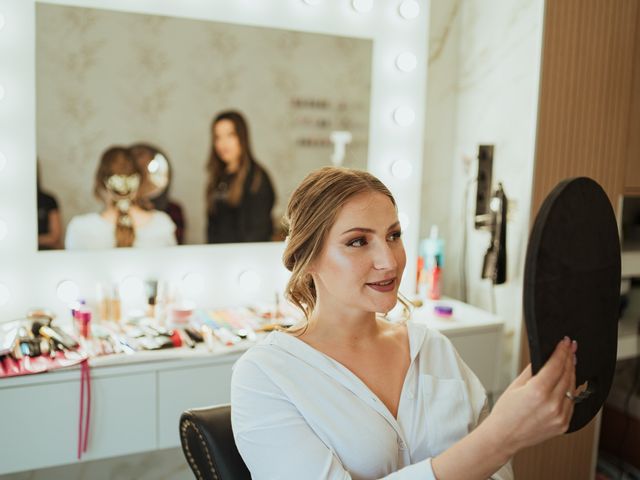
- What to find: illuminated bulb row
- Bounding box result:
[53,269,265,305]
[302,0,420,18]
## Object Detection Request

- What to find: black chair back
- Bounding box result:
[180,404,251,480]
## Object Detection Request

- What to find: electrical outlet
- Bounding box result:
[474,145,494,229]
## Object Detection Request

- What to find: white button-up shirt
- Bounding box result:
[231,321,513,479]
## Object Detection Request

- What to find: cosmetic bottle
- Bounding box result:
[145,280,158,318]
[154,280,169,325]
[420,225,444,300]
[110,283,121,323]
[427,257,441,300]
[96,283,111,323]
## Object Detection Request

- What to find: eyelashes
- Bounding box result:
[345,230,402,248]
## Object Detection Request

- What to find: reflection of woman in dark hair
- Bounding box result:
[37,162,63,250]
[65,146,176,250]
[130,143,186,244]
[206,110,275,243]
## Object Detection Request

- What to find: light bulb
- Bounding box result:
[352,0,373,13]
[398,212,410,230]
[302,0,321,5]
[396,52,417,72]
[398,0,420,19]
[0,218,6,241]
[56,280,79,304]
[119,275,145,301]
[182,272,205,295]
[0,152,5,172]
[390,160,413,179]
[393,106,415,127]
[0,283,9,307]
[0,13,5,32]
[238,269,262,292]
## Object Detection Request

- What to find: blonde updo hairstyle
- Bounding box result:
[282,166,397,324]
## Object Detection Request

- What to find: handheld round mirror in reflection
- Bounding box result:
[129,144,171,205]
[523,177,621,433]
[143,153,170,199]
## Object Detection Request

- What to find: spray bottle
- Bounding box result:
[420,225,445,300]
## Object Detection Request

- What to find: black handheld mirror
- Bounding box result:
[523,177,621,433]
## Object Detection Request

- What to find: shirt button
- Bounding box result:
[398,439,407,450]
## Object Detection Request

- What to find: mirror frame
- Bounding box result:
[0,0,429,320]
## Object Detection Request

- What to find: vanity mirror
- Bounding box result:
[36,2,372,249]
[0,0,427,318]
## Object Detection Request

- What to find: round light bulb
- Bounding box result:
[0,283,9,307]
[238,269,262,292]
[390,160,413,179]
[182,272,205,295]
[398,0,420,19]
[396,52,417,72]
[119,275,145,301]
[56,279,79,304]
[0,152,6,172]
[393,106,415,127]
[0,218,7,241]
[0,84,5,102]
[302,0,321,5]
[0,14,5,32]
[352,0,373,13]
[398,212,410,230]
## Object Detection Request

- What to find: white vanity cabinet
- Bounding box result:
[0,351,242,475]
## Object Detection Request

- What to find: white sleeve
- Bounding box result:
[154,212,177,246]
[64,216,80,250]
[231,357,437,480]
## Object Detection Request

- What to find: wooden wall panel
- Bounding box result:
[514,1,639,479]
[625,3,640,194]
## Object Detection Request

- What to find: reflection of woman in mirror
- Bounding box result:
[231,167,578,479]
[130,143,186,245]
[65,146,177,250]
[37,163,63,250]
[206,110,275,243]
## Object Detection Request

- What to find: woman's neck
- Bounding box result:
[224,157,241,174]
[303,304,383,349]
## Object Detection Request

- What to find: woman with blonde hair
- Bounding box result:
[65,146,176,250]
[231,166,578,479]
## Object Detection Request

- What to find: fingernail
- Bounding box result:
[571,340,578,352]
[563,336,571,346]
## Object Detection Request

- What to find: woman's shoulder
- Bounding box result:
[67,212,105,228]
[149,209,174,224]
[231,332,290,386]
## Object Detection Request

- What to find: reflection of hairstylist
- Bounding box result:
[37,164,63,250]
[206,110,275,243]
[65,146,176,250]
[130,143,186,245]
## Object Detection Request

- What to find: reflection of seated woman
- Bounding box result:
[130,143,186,245]
[206,110,275,243]
[65,146,177,250]
[37,167,63,250]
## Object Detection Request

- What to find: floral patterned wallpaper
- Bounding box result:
[36,3,371,245]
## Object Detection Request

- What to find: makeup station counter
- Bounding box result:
[0,299,506,476]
